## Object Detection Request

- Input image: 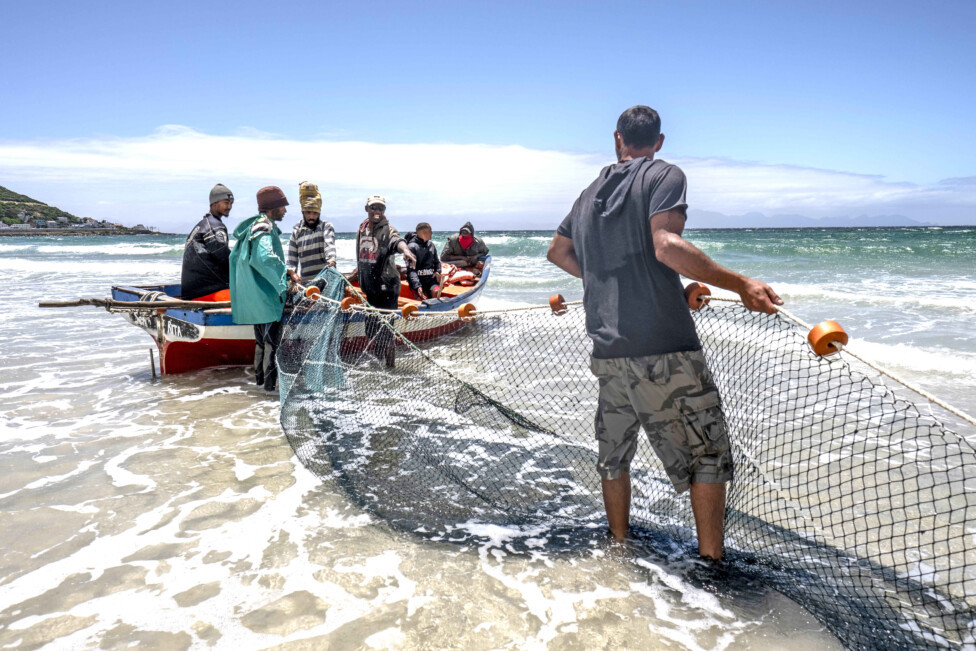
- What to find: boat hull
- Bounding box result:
[111,257,490,374]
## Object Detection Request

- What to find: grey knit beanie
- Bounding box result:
[209,183,234,205]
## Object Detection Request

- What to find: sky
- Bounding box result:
[1,0,974,231]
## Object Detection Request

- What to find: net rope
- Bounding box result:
[278,270,976,650]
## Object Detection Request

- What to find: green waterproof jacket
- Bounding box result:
[229,214,288,325]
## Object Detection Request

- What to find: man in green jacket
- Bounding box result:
[230,186,291,392]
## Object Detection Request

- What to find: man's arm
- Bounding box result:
[396,240,417,265]
[250,231,290,295]
[546,233,582,279]
[471,238,489,259]
[202,220,231,264]
[286,232,301,284]
[651,210,781,313]
[405,243,422,293]
[322,222,337,267]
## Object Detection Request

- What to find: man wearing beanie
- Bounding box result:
[229,186,291,391]
[355,194,416,367]
[441,221,490,273]
[286,181,336,284]
[180,183,234,301]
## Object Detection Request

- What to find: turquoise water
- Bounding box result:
[2,225,973,416]
[0,226,973,648]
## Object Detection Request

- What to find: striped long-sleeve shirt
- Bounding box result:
[287,219,337,283]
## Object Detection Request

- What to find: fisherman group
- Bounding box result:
[180,182,489,389]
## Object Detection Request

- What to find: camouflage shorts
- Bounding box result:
[590,349,733,493]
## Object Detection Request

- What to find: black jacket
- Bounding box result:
[181,213,230,299]
[404,232,441,292]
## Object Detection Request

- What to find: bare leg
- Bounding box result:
[690,481,726,560]
[602,472,631,541]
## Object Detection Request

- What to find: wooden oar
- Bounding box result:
[39,298,231,310]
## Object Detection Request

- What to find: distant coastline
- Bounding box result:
[1,225,970,238]
[0,230,176,237]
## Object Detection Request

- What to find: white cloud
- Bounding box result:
[1,126,973,231]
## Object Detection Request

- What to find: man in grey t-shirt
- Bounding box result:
[547,105,782,560]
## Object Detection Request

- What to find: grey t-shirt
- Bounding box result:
[556,157,700,359]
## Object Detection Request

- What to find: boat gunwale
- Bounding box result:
[110,255,492,326]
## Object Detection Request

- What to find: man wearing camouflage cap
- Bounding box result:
[287,182,336,284]
[180,183,234,301]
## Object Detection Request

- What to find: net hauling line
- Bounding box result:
[299,277,976,430]
[683,281,976,429]
[41,279,975,429]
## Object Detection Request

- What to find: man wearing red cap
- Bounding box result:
[229,186,292,391]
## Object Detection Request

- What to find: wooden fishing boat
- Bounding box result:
[109,256,492,374]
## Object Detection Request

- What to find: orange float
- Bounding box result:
[401,304,419,321]
[684,282,711,310]
[549,294,567,315]
[340,296,361,311]
[305,286,321,299]
[808,320,848,356]
[458,303,477,320]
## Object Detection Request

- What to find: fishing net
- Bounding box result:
[278,279,976,650]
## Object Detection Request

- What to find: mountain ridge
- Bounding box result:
[0,184,81,225]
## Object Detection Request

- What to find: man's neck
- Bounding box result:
[617,150,656,163]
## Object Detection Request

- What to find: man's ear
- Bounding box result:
[654,133,665,153]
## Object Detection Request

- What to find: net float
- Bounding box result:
[808,320,848,356]
[684,282,711,310]
[458,303,477,320]
[401,304,419,321]
[549,294,567,315]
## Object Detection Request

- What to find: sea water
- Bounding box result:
[1,227,973,649]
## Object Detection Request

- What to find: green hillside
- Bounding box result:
[0,185,81,225]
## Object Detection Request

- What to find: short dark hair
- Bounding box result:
[416,222,431,232]
[616,105,661,148]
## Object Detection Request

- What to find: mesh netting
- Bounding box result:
[278,279,976,650]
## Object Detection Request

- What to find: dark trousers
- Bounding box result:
[253,320,282,391]
[364,289,399,366]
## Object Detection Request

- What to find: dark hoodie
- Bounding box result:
[404,231,441,293]
[442,221,489,260]
[356,216,405,299]
[556,157,699,359]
